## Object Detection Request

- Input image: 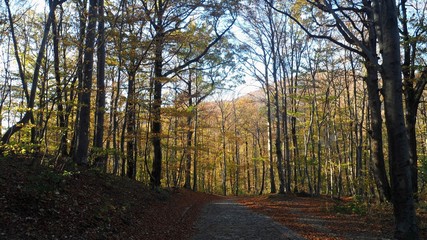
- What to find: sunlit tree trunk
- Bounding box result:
[184,74,194,189]
[303,111,313,194]
[232,100,240,195]
[257,126,266,195]
[245,140,251,193]
[192,107,199,191]
[266,5,285,194]
[218,100,228,196]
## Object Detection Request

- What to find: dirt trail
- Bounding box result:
[192,199,305,240]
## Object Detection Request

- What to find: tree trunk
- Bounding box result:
[112,0,124,175]
[359,0,392,202]
[400,0,426,200]
[192,107,199,191]
[220,102,227,196]
[73,0,98,165]
[150,23,164,187]
[258,127,266,195]
[265,81,276,194]
[233,100,240,195]
[267,5,284,194]
[282,86,291,193]
[93,0,106,169]
[52,9,67,156]
[373,0,418,238]
[364,62,392,201]
[246,140,251,193]
[70,0,87,157]
[126,73,136,179]
[184,80,194,189]
[1,0,56,144]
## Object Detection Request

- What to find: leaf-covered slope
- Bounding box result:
[0,156,219,239]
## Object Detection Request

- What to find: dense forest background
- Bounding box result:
[1,0,426,237]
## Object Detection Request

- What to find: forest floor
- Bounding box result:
[1,155,426,239]
[238,194,427,239]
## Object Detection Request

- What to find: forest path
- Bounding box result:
[191,199,305,240]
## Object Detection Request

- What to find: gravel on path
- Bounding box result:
[192,199,305,240]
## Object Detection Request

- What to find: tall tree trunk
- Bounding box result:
[184,112,193,189]
[264,79,276,193]
[73,0,98,165]
[281,58,297,192]
[303,105,314,195]
[400,0,427,200]
[246,140,251,193]
[52,8,67,156]
[309,63,323,196]
[282,86,291,193]
[112,0,125,175]
[365,62,391,201]
[192,107,199,191]
[150,9,165,187]
[233,100,240,195]
[184,79,194,189]
[373,0,418,238]
[94,0,106,169]
[126,73,136,179]
[70,0,87,156]
[362,0,392,201]
[349,54,364,196]
[290,75,300,192]
[253,135,259,194]
[267,4,284,194]
[222,114,227,196]
[257,127,266,195]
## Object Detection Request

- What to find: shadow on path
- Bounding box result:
[192,199,305,240]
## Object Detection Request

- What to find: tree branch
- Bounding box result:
[1,0,66,144]
[164,16,236,77]
[264,0,379,66]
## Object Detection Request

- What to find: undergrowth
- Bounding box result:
[332,198,367,215]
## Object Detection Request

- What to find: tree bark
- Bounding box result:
[52,7,68,156]
[400,0,427,200]
[150,29,164,187]
[70,0,87,157]
[73,0,98,165]
[126,73,136,179]
[184,78,194,189]
[365,62,392,201]
[220,101,227,196]
[359,0,392,201]
[192,107,199,191]
[94,0,106,169]
[373,0,418,238]
[233,100,240,195]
